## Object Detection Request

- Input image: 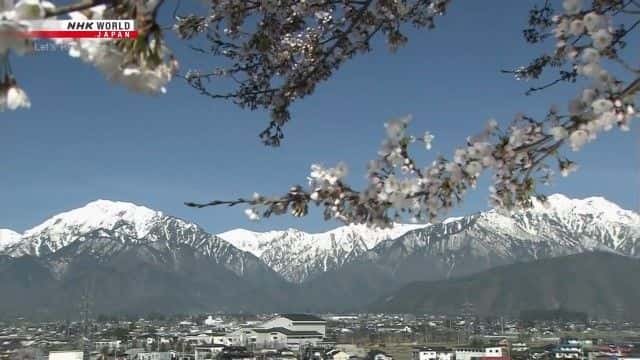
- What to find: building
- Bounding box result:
[411,347,453,360]
[366,350,393,360]
[204,316,224,327]
[261,314,327,337]
[183,333,229,346]
[327,350,351,360]
[552,344,583,359]
[194,345,226,360]
[229,327,323,351]
[454,347,506,360]
[377,326,413,334]
[258,349,297,360]
[49,351,84,360]
[137,352,172,360]
[218,346,255,360]
[95,340,122,350]
[228,314,326,351]
[511,344,528,353]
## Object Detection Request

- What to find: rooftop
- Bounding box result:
[281,314,326,322]
[253,327,323,336]
[413,347,452,352]
[194,345,226,349]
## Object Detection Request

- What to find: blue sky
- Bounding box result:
[0,1,638,234]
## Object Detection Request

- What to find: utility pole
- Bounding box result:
[80,285,94,360]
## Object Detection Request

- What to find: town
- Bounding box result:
[1,312,639,360]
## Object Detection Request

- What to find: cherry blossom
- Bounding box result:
[57,2,178,96]
[0,74,30,111]
[179,0,452,145]
[188,0,639,227]
[0,0,637,227]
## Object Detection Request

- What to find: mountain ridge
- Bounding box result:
[367,251,640,320]
[2,194,639,284]
[0,194,638,316]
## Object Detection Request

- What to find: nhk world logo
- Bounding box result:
[16,20,138,39]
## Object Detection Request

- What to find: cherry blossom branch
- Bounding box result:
[187,0,639,226]
[1,0,177,109]
[180,0,452,145]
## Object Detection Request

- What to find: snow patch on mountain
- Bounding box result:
[532,194,638,221]
[25,199,161,238]
[217,228,289,257]
[0,200,277,281]
[5,199,163,256]
[220,223,428,255]
[0,229,21,252]
[369,193,640,280]
[219,223,428,282]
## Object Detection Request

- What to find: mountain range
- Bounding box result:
[0,194,638,318]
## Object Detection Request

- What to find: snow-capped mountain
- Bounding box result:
[2,194,638,288]
[0,229,21,253]
[0,194,638,315]
[220,194,639,285]
[364,194,640,283]
[6,200,161,257]
[219,223,427,283]
[0,200,276,280]
[512,194,639,254]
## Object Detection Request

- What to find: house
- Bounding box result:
[366,350,393,360]
[411,347,453,360]
[327,350,350,360]
[552,344,583,359]
[49,351,84,360]
[377,326,413,334]
[137,352,172,360]
[194,345,226,360]
[95,340,122,350]
[204,317,224,327]
[454,347,506,360]
[511,344,528,353]
[124,348,146,359]
[258,349,297,360]
[218,346,255,360]
[183,333,229,346]
[304,347,328,360]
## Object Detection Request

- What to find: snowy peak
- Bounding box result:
[529,193,639,224]
[381,193,640,274]
[0,200,274,280]
[220,223,428,255]
[215,195,639,283]
[1,194,638,284]
[25,199,161,239]
[217,228,289,257]
[219,223,428,283]
[0,229,21,252]
[3,199,164,256]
